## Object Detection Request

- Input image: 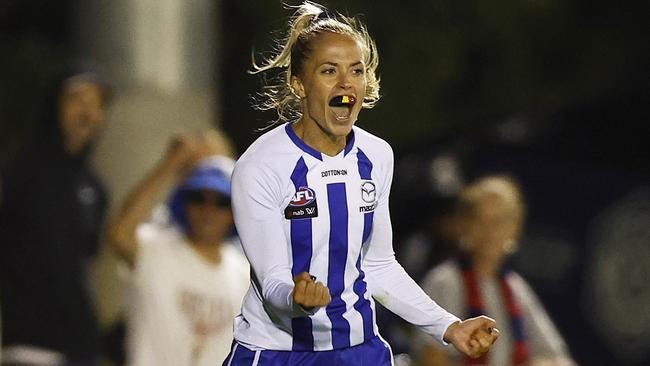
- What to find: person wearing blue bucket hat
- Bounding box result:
[108,132,249,366]
[168,154,234,235]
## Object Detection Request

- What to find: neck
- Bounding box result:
[62,138,88,159]
[189,238,223,265]
[293,119,347,156]
[471,252,504,278]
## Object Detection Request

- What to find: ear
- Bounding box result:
[291,75,306,99]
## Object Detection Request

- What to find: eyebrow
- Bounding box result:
[321,61,364,67]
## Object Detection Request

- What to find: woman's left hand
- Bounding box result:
[444,315,500,358]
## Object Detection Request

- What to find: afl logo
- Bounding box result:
[361,181,376,203]
[290,187,316,207]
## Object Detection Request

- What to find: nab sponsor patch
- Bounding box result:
[285,186,318,219]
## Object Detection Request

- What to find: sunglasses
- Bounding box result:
[184,190,231,208]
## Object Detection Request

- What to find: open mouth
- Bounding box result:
[329,95,356,121]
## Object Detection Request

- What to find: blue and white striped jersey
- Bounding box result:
[231,122,459,351]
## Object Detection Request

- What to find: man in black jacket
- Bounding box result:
[0,70,111,366]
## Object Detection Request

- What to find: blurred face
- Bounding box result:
[184,190,233,244]
[292,32,367,141]
[58,80,106,155]
[463,194,521,258]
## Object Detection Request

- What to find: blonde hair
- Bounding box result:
[458,174,527,223]
[456,175,527,253]
[251,1,381,124]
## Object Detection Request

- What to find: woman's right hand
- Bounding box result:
[292,272,332,311]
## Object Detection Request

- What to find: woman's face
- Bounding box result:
[465,194,521,256]
[292,32,367,140]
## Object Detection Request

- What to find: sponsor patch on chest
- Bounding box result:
[359,181,377,212]
[321,169,347,178]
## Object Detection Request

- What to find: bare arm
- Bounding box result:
[107,135,197,266]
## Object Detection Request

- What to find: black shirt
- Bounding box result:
[0,145,107,361]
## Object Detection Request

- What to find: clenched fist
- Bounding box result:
[444,315,500,359]
[292,272,331,311]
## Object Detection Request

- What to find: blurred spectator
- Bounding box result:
[394,149,467,282]
[413,175,575,366]
[107,132,249,366]
[0,71,112,366]
[378,147,467,358]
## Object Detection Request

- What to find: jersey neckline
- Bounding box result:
[284,122,355,161]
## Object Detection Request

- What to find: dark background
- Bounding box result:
[2,1,649,365]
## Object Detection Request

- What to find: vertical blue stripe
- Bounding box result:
[358,148,374,243]
[362,211,374,245]
[352,254,375,341]
[354,147,376,340]
[343,130,355,156]
[289,157,314,351]
[356,148,373,180]
[326,183,351,349]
